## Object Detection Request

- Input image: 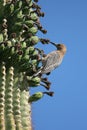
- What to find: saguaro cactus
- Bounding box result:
[0,0,55,130]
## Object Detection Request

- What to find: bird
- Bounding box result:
[33,42,67,76]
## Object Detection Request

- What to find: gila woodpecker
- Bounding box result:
[34,42,67,76]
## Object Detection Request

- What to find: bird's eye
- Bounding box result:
[58,44,61,46]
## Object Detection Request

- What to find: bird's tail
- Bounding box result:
[33,66,43,77]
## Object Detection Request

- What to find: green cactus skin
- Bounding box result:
[13,88,23,130]
[0,65,32,130]
[5,67,16,130]
[20,91,32,130]
[0,64,6,130]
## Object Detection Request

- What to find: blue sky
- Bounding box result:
[31,0,87,130]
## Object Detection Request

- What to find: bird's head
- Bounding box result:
[50,42,67,55]
[56,44,67,54]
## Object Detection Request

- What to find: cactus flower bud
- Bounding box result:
[28,77,41,86]
[0,34,3,42]
[29,36,39,45]
[28,92,43,103]
[29,27,38,35]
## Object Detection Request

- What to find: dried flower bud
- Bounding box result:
[43,91,54,96]
[10,33,16,38]
[34,0,39,3]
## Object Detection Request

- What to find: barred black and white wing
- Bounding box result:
[33,51,63,77]
[41,51,62,74]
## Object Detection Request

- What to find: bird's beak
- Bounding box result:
[50,42,57,47]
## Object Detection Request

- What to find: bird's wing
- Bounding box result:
[42,51,62,74]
